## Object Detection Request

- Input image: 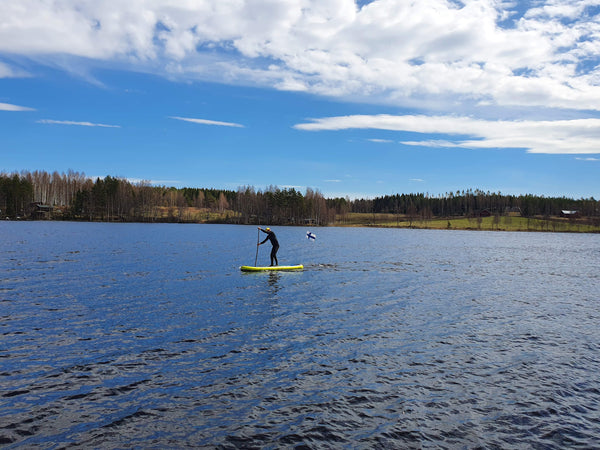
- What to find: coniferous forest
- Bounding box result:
[1,170,598,230]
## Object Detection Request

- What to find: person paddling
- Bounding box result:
[258,227,279,266]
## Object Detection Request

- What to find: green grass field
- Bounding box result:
[334,213,600,233]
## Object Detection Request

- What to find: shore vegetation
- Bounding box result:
[1,170,598,233]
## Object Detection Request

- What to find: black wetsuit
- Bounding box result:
[260,229,279,266]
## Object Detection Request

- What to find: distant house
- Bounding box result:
[560,210,579,218]
[29,202,53,219]
[478,209,492,217]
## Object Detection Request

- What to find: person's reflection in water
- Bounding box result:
[268,271,280,295]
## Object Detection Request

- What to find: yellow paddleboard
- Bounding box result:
[240,264,303,272]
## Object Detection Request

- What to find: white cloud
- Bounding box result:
[89,176,182,186]
[1,1,600,111]
[170,116,244,128]
[130,178,182,186]
[367,138,393,143]
[401,140,461,148]
[37,119,120,128]
[0,62,30,78]
[294,114,600,154]
[0,102,35,111]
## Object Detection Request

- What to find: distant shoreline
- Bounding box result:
[6,214,600,234]
[4,172,598,233]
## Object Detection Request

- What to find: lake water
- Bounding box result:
[1,222,599,449]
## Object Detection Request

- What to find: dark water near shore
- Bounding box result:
[1,222,599,449]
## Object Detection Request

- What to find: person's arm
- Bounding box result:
[258,228,268,245]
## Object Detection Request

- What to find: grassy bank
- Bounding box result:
[333,213,600,233]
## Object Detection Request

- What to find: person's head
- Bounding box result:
[266,227,271,232]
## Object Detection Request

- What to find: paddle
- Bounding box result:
[254,226,260,266]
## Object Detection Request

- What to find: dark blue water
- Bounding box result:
[1,222,599,448]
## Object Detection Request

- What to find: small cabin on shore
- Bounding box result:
[28,202,54,219]
[560,210,579,218]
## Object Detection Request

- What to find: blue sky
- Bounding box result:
[1,0,599,199]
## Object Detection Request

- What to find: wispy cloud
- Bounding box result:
[367,138,394,144]
[0,62,30,78]
[324,179,342,183]
[402,140,460,148]
[170,116,244,128]
[410,178,425,182]
[294,114,600,155]
[0,102,35,111]
[575,157,599,161]
[90,176,182,186]
[130,178,182,186]
[37,119,120,128]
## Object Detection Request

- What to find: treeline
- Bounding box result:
[353,189,598,218]
[0,173,33,218]
[0,171,333,224]
[235,186,332,225]
[66,176,239,222]
[1,171,598,224]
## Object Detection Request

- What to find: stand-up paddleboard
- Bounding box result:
[240,264,303,272]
